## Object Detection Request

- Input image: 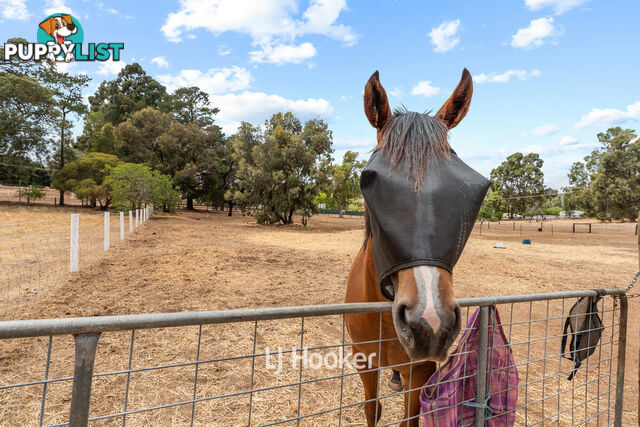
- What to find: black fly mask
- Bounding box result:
[361,146,490,300]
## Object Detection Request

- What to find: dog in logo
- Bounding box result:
[39,14,77,62]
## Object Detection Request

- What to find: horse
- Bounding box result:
[345,68,479,426]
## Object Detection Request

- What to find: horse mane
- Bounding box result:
[363,107,450,248]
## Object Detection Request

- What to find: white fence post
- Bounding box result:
[129,210,133,233]
[70,214,79,272]
[104,212,110,251]
[120,212,124,241]
[135,209,139,228]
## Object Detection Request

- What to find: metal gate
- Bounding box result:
[0,289,628,426]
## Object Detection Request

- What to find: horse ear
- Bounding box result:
[364,71,392,130]
[435,68,473,129]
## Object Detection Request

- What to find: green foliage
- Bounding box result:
[490,152,545,217]
[52,152,122,209]
[107,163,180,212]
[165,86,219,128]
[0,39,56,163]
[20,185,46,200]
[43,70,91,182]
[232,112,333,225]
[565,127,640,221]
[478,188,505,221]
[326,151,365,217]
[544,206,562,216]
[0,156,51,186]
[88,63,167,127]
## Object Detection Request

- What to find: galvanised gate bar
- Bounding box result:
[0,289,628,426]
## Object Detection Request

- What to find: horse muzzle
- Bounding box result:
[392,292,460,362]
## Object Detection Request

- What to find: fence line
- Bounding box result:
[0,288,628,426]
[475,220,638,236]
[0,206,154,320]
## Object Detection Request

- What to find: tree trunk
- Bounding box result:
[186,197,194,210]
[339,208,344,218]
[227,201,233,216]
[59,111,66,206]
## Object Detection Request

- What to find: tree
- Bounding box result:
[114,107,173,166]
[589,127,639,220]
[108,163,180,212]
[478,188,506,221]
[88,63,166,126]
[20,185,46,201]
[327,151,365,217]
[166,86,219,128]
[562,128,640,220]
[562,161,595,216]
[490,152,545,218]
[232,112,333,225]
[52,152,122,209]
[44,71,91,205]
[0,39,55,170]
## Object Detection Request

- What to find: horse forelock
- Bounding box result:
[380,107,450,191]
[363,108,450,248]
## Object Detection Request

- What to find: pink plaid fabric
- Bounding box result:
[420,306,518,426]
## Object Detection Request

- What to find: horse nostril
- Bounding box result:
[397,303,408,327]
[453,306,461,328]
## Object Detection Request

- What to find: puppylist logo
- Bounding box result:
[3,13,123,63]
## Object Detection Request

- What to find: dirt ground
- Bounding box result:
[0,209,638,425]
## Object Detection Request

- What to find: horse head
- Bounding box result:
[361,69,485,362]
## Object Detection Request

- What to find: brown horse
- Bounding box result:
[345,68,474,426]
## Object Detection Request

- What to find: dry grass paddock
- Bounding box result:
[0,205,130,319]
[0,208,638,425]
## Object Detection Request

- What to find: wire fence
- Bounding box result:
[0,208,153,320]
[0,184,83,207]
[475,220,638,236]
[0,289,628,426]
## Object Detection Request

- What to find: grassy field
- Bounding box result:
[0,208,637,425]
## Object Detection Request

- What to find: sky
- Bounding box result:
[2,0,640,188]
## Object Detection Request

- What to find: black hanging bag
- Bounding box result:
[560,291,604,381]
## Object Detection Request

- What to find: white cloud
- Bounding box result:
[559,135,578,145]
[96,59,126,75]
[43,0,73,15]
[524,135,596,156]
[151,56,169,68]
[161,0,357,63]
[475,69,541,84]
[52,61,79,74]
[511,17,560,49]
[157,66,253,93]
[299,0,358,46]
[1,0,29,20]
[428,19,461,53]
[574,101,640,130]
[210,91,333,135]
[411,81,441,97]
[387,87,403,98]
[218,44,231,56]
[522,124,557,136]
[524,0,588,15]
[96,2,119,15]
[249,42,316,65]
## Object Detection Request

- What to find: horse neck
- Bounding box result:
[346,236,387,302]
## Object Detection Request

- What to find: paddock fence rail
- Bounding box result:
[0,288,629,426]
